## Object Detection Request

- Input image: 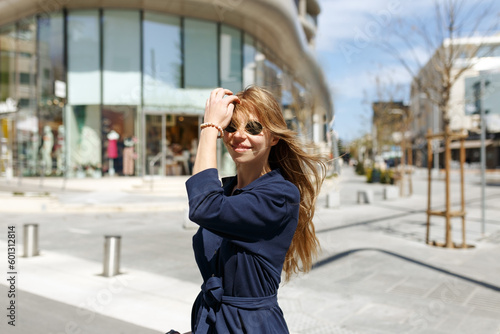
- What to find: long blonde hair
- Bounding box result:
[232,86,327,281]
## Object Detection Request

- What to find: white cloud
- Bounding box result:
[316,0,432,52]
[396,45,432,69]
[316,0,498,53]
[331,70,375,100]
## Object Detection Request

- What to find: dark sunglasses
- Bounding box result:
[225,120,263,135]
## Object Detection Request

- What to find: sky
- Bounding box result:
[314,0,499,143]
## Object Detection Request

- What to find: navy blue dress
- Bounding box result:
[185,168,300,333]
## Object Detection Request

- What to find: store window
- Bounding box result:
[103,10,141,105]
[281,71,296,131]
[220,25,242,92]
[66,11,102,177]
[102,106,137,176]
[67,105,101,177]
[38,13,64,176]
[184,18,218,88]
[243,34,256,88]
[143,12,182,107]
[255,42,266,87]
[16,18,38,176]
[282,71,293,106]
[0,24,18,178]
[38,13,64,102]
[254,44,282,100]
[0,25,17,103]
[292,82,306,136]
[67,10,100,105]
[264,57,282,103]
[217,25,242,177]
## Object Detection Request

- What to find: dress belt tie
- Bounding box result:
[196,276,277,333]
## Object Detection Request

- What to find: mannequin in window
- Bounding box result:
[55,125,65,175]
[27,132,39,175]
[123,136,137,176]
[107,130,119,176]
[40,125,54,175]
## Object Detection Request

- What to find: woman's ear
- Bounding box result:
[270,136,279,147]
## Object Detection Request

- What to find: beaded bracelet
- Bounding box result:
[200,122,224,138]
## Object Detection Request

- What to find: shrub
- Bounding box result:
[380,169,394,184]
[365,167,372,182]
[355,162,365,175]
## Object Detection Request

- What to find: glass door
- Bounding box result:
[167,115,199,176]
[144,113,200,176]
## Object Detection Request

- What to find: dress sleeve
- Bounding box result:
[186,168,299,242]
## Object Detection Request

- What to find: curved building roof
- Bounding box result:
[0,0,332,118]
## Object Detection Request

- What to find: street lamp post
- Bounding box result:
[479,79,487,235]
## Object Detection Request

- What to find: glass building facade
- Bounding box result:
[0,9,321,178]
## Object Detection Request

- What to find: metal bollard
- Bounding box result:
[23,224,39,257]
[103,235,121,277]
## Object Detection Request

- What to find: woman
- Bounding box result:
[183,86,326,333]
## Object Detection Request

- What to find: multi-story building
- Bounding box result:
[0,0,331,178]
[371,101,409,162]
[409,34,500,169]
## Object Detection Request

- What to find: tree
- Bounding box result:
[380,0,500,248]
[382,0,499,129]
[363,74,414,195]
[348,133,374,166]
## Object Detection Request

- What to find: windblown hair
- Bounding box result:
[231,86,327,281]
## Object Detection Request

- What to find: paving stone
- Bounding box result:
[1,167,499,333]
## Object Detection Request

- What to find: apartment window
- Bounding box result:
[19,72,30,84]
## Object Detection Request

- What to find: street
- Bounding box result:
[0,167,499,334]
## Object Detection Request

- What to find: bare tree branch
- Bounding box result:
[379,0,500,128]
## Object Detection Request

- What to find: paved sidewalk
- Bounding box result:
[0,168,499,334]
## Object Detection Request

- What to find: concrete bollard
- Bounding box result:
[383,186,398,200]
[326,190,341,208]
[23,224,40,257]
[357,190,374,204]
[103,235,121,277]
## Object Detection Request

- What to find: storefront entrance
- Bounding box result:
[144,113,200,176]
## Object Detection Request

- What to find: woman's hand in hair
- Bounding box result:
[204,88,240,129]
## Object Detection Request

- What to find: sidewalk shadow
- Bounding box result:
[316,209,426,234]
[317,191,500,234]
[312,247,500,293]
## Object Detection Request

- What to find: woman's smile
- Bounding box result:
[231,144,252,152]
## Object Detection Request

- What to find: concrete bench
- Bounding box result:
[357,189,374,204]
